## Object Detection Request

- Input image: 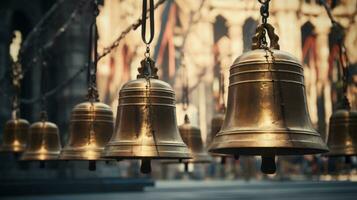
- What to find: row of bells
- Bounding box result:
[1,55,356,174]
[0,74,211,172]
[1,35,356,175]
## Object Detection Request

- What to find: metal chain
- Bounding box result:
[18,0,88,81]
[87,0,100,102]
[320,0,351,109]
[98,0,166,61]
[258,0,270,48]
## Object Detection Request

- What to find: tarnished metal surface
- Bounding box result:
[103,77,190,160]
[327,109,357,156]
[0,118,29,152]
[21,121,61,160]
[209,48,328,156]
[60,101,114,160]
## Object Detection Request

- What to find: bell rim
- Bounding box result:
[208,146,329,156]
[20,152,60,161]
[59,148,111,161]
[0,145,27,152]
[102,145,191,159]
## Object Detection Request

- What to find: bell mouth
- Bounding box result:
[209,147,328,156]
[59,147,110,161]
[102,143,191,160]
[20,152,60,161]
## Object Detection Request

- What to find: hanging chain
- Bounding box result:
[39,53,48,113]
[98,0,165,61]
[1,0,167,105]
[181,62,189,111]
[11,56,23,119]
[87,0,100,102]
[321,0,351,109]
[258,0,270,48]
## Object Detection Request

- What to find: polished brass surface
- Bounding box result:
[209,24,328,168]
[326,109,357,156]
[0,118,29,152]
[209,48,328,156]
[103,77,190,160]
[21,121,61,161]
[178,115,211,164]
[60,101,114,160]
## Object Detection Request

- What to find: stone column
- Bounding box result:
[314,17,332,139]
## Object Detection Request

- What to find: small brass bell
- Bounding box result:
[179,115,212,169]
[209,23,328,174]
[59,101,114,170]
[0,117,29,153]
[21,112,61,167]
[60,1,114,171]
[103,58,191,173]
[327,108,357,157]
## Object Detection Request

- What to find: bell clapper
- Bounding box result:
[89,160,96,171]
[140,159,152,174]
[261,155,276,174]
[221,157,226,165]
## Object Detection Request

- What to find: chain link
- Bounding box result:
[258,0,270,48]
[98,0,166,61]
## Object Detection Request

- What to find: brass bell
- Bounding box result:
[21,112,61,167]
[103,58,191,173]
[59,1,114,171]
[209,23,328,174]
[327,108,357,157]
[179,115,212,170]
[60,101,114,170]
[0,117,29,153]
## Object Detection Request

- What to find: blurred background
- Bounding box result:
[0,0,357,199]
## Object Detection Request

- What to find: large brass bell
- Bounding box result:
[21,112,61,167]
[209,23,328,174]
[0,116,29,153]
[60,101,114,170]
[103,58,191,173]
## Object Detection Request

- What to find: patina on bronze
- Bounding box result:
[102,58,191,173]
[21,112,61,168]
[209,23,328,174]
